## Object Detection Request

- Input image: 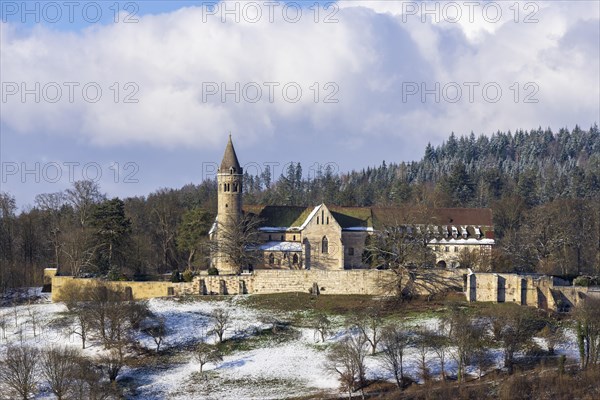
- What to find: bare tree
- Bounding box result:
[211,213,263,274]
[472,348,494,379]
[209,308,231,343]
[65,180,105,228]
[575,297,600,369]
[149,190,180,273]
[379,325,411,389]
[429,324,450,381]
[35,192,66,270]
[72,356,118,400]
[362,207,447,299]
[41,346,80,400]
[326,333,369,400]
[445,307,484,383]
[144,317,167,352]
[313,313,332,343]
[349,310,383,355]
[195,342,223,375]
[0,311,8,339]
[414,327,433,382]
[488,305,541,374]
[0,345,39,400]
[26,305,41,338]
[61,227,98,276]
[539,321,566,355]
[99,348,124,382]
[54,280,91,348]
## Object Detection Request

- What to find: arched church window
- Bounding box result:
[293,254,299,264]
[321,236,328,254]
[317,217,319,224]
[233,183,238,192]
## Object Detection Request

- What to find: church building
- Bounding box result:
[210,137,494,274]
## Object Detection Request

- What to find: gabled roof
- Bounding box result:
[329,206,373,229]
[219,135,242,173]
[243,204,493,233]
[243,205,313,228]
[370,207,493,228]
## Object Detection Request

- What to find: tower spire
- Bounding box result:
[220,134,241,173]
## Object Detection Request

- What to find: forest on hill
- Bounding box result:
[1,125,599,290]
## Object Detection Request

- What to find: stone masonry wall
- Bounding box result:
[50,268,466,301]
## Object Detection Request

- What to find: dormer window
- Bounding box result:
[451,226,458,238]
[461,226,468,239]
[230,167,235,174]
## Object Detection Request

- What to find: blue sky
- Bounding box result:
[1,0,599,207]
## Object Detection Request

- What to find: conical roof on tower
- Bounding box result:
[219,134,242,173]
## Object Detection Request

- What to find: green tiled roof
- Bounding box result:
[329,206,373,228]
[243,205,312,227]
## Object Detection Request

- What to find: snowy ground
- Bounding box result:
[0,292,583,400]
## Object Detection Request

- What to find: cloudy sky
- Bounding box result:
[1,0,599,207]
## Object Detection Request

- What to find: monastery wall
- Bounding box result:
[50,275,175,301]
[49,268,466,301]
[466,271,600,311]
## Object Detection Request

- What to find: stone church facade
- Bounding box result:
[210,137,495,274]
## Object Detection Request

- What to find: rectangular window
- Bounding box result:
[454,246,458,253]
[445,246,449,252]
[348,247,354,256]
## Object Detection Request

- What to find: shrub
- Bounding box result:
[574,276,591,287]
[182,269,194,283]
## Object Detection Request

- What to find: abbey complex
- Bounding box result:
[48,136,597,312]
[210,136,495,274]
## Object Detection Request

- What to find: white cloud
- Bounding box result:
[1,0,598,155]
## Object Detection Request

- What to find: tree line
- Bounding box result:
[1,125,599,292]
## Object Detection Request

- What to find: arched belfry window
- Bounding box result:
[321,236,328,254]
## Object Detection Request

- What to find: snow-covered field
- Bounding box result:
[0,291,583,400]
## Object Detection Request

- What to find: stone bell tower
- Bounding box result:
[215,135,243,274]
